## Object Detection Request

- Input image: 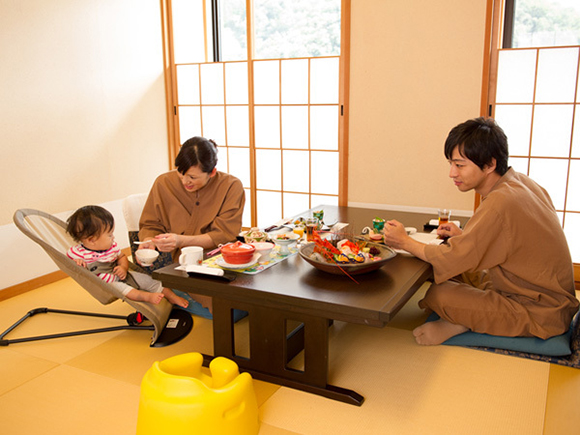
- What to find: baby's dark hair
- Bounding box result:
[66,205,115,242]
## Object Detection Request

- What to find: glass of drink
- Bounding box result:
[293,224,305,241]
[438,209,451,226]
[313,209,324,224]
[305,217,319,242]
[437,209,451,240]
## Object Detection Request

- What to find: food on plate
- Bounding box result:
[310,237,382,265]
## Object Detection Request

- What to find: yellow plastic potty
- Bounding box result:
[136,352,259,435]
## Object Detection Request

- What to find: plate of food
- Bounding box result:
[299,233,396,275]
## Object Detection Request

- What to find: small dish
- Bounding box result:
[250,242,275,262]
[272,233,301,255]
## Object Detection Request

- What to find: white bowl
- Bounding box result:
[250,242,275,261]
[135,248,159,266]
[272,233,301,255]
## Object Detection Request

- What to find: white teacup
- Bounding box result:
[135,248,159,267]
[179,246,203,267]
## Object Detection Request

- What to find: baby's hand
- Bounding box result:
[113,266,127,280]
[74,259,87,268]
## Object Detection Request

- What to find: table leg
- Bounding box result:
[210,297,364,406]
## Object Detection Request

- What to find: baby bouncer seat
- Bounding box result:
[2,209,193,347]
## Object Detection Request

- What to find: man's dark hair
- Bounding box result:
[175,136,218,174]
[444,117,509,175]
[66,205,114,242]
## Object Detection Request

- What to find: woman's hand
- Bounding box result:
[437,222,462,239]
[153,233,181,252]
[137,239,156,250]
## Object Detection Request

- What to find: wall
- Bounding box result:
[348,0,488,217]
[0,0,169,290]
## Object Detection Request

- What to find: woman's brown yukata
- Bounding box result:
[139,170,245,254]
[139,170,245,310]
[422,168,579,339]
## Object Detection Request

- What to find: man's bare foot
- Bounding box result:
[412,319,468,345]
[162,289,189,308]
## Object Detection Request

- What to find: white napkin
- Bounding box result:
[429,219,462,227]
[176,264,224,276]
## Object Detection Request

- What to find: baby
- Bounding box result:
[66,205,188,308]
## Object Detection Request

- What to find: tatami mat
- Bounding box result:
[2,277,580,434]
[260,325,549,435]
[0,364,141,435]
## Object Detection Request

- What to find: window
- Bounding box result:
[165,0,347,228]
[488,0,580,265]
[503,0,580,49]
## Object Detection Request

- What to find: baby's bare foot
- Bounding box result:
[145,292,165,305]
[162,289,189,308]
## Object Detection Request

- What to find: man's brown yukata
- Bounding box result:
[422,168,579,339]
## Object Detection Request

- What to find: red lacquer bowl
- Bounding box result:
[220,241,256,264]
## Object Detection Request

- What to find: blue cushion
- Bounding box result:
[425,313,572,356]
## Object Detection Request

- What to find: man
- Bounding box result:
[383,117,579,345]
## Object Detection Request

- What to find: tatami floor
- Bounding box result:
[1,277,579,434]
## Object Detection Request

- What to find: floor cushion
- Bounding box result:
[425,312,580,365]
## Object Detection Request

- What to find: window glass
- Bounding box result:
[283,150,309,192]
[494,104,532,156]
[256,149,281,190]
[253,61,279,104]
[535,48,578,103]
[566,160,580,211]
[512,0,580,48]
[563,212,580,262]
[530,105,573,157]
[227,147,251,186]
[172,0,207,63]
[256,191,282,227]
[281,59,308,104]
[202,106,226,144]
[226,106,250,146]
[254,106,280,148]
[509,156,529,174]
[283,193,310,218]
[225,62,248,104]
[496,50,536,103]
[200,63,224,104]
[281,106,308,149]
[310,106,339,151]
[176,65,200,105]
[178,106,202,143]
[311,151,338,195]
[528,158,568,209]
[253,0,340,60]
[219,0,247,61]
[572,108,580,157]
[310,57,340,104]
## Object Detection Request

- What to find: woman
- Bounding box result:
[137,136,245,318]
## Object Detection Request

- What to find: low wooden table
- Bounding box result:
[153,206,455,406]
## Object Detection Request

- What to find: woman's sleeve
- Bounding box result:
[138,178,169,241]
[206,179,246,246]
